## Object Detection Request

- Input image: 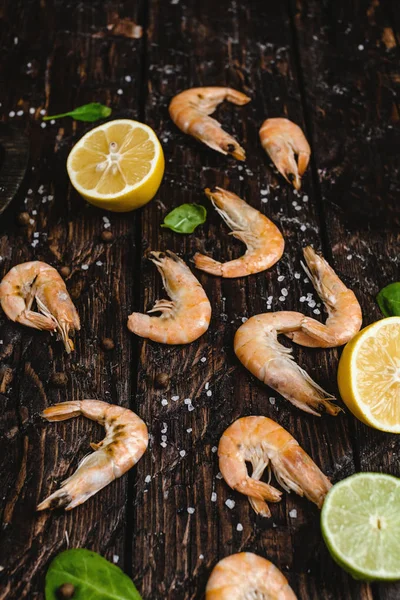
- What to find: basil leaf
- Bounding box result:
[161,203,207,234]
[376,282,400,317]
[45,549,142,600]
[43,103,112,123]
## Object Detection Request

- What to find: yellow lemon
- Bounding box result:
[67,119,164,212]
[337,317,400,432]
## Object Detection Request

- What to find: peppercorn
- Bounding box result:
[17,212,30,226]
[50,372,68,387]
[60,266,71,278]
[101,230,114,242]
[101,337,115,351]
[56,583,75,599]
[154,372,169,389]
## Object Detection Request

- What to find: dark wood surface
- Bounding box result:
[0,1,399,598]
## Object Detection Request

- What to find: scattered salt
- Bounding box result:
[33,232,39,238]
[211,492,217,502]
[40,109,46,116]
[160,442,167,448]
[41,122,46,128]
[179,450,186,457]
[29,107,35,115]
[17,110,24,116]
[269,397,276,405]
[187,507,195,514]
[300,225,306,231]
[241,317,248,323]
[278,296,285,302]
[294,272,301,279]
[225,499,235,509]
[236,523,243,531]
[145,475,151,483]
[205,382,209,390]
[200,357,207,363]
[216,472,223,479]
[358,44,364,51]
[81,264,89,270]
[184,398,191,405]
[347,255,352,260]
[289,509,297,518]
[313,309,321,315]
[113,555,119,563]
[186,428,192,433]
[188,404,195,412]
[161,399,168,406]
[211,446,217,453]
[161,435,167,442]
[125,75,132,82]
[96,260,103,266]
[206,390,212,397]
[199,554,204,559]
[9,111,15,117]
[117,88,123,95]
[171,395,179,401]
[277,275,285,282]
[303,195,308,202]
[281,288,288,296]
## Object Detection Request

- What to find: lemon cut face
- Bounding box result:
[67,119,164,212]
[338,317,400,432]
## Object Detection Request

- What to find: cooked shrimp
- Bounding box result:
[194,187,284,278]
[37,400,148,511]
[259,118,310,190]
[169,87,251,160]
[284,246,362,347]
[234,312,339,416]
[0,261,80,352]
[219,416,331,517]
[127,250,211,344]
[206,552,297,600]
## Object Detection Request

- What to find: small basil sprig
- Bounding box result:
[376,282,400,317]
[43,102,111,123]
[45,549,142,600]
[161,203,207,234]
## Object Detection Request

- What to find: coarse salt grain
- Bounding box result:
[277,275,284,282]
[186,428,192,433]
[303,195,308,202]
[269,397,275,405]
[171,395,179,401]
[313,309,321,315]
[358,44,364,50]
[113,555,119,563]
[241,317,248,323]
[211,492,217,502]
[160,442,167,448]
[40,109,46,116]
[216,472,223,479]
[41,122,46,128]
[211,446,217,453]
[294,272,301,279]
[289,509,297,518]
[205,382,209,390]
[281,288,288,296]
[96,261,103,266]
[278,296,285,302]
[347,255,352,260]
[117,88,123,95]
[9,111,15,117]
[300,225,306,231]
[179,450,186,457]
[200,357,206,363]
[161,435,167,442]
[125,75,132,82]
[33,232,39,238]
[199,554,204,560]
[81,264,89,270]
[206,390,212,397]
[184,398,191,404]
[187,507,195,514]
[236,523,243,531]
[225,499,235,509]
[145,475,151,483]
[29,107,35,115]
[17,110,24,116]
[161,399,168,406]
[188,404,195,412]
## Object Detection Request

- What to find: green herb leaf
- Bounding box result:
[161,203,207,234]
[43,103,112,123]
[45,549,142,600]
[376,282,400,317]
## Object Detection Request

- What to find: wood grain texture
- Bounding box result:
[0,0,398,599]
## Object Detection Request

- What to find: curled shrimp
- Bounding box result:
[37,400,148,511]
[284,246,362,347]
[234,312,339,416]
[218,416,331,518]
[169,87,251,160]
[127,250,211,344]
[194,187,284,278]
[206,552,297,600]
[259,118,310,190]
[0,261,80,353]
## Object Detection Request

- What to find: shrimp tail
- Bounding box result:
[41,401,82,421]
[236,477,282,518]
[37,489,72,511]
[193,253,223,276]
[249,497,272,518]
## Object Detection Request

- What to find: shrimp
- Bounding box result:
[37,400,148,511]
[206,552,297,600]
[234,312,339,416]
[218,416,331,518]
[169,87,251,160]
[284,246,362,347]
[127,250,211,344]
[259,118,310,190]
[194,187,284,278]
[0,261,80,353]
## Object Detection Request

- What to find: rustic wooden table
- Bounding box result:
[0,0,399,598]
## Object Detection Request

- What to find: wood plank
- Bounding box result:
[0,1,144,597]
[293,1,400,598]
[132,1,359,598]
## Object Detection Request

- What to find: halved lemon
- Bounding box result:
[67,119,164,212]
[338,317,400,432]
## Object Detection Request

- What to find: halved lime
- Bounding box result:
[321,473,400,581]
